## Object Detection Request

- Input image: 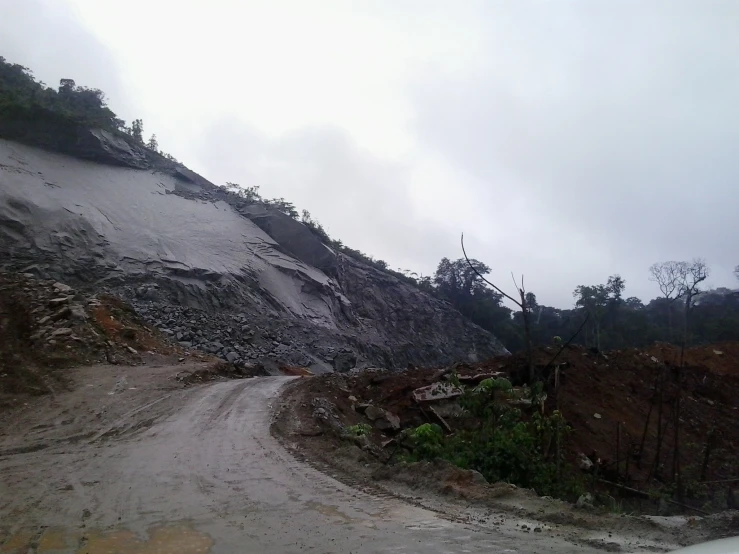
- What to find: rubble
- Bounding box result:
[411,382,463,402]
[363,405,401,431]
[0,271,197,396]
[118,296,349,372]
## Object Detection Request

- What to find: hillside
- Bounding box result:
[0,132,506,371]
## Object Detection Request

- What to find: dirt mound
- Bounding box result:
[642,342,739,376]
[0,271,195,399]
[279,344,739,514]
[476,345,739,492]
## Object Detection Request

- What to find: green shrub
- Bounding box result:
[403,381,584,500]
[346,423,372,437]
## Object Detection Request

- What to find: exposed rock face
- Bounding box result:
[0,134,508,369]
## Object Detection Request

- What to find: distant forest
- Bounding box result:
[421,258,739,352]
[2,55,738,352]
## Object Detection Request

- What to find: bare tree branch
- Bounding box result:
[461,233,535,383]
[544,312,590,371]
[460,234,521,307]
[510,272,519,293]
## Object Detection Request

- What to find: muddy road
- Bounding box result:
[1,364,613,553]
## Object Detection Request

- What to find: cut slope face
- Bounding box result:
[0,139,342,323]
[0,137,506,369]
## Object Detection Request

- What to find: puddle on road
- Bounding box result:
[0,531,33,554]
[304,500,378,529]
[305,500,356,524]
[38,529,70,550]
[1,524,213,553]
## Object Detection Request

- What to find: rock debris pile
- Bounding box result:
[0,271,191,396]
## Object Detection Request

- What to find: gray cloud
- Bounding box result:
[3,0,737,309]
[0,0,127,117]
[411,1,739,305]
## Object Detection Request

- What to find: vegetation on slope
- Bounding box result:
[0,56,176,161]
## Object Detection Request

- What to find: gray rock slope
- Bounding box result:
[0,133,507,370]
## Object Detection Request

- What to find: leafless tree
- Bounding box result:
[673,258,709,500]
[648,261,683,341]
[461,234,534,383]
[675,258,709,363]
[648,259,709,490]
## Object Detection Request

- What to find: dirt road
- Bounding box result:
[1,365,610,553]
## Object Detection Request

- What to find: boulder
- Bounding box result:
[333,350,357,373]
[364,405,401,431]
[412,382,463,403]
[53,282,73,293]
[69,305,88,321]
[575,493,594,509]
[374,413,400,431]
[364,405,385,421]
[577,453,594,471]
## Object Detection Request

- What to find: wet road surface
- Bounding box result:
[1,376,600,553]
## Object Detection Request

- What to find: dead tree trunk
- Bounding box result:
[637,374,658,469]
[700,429,716,482]
[616,422,621,480]
[651,367,666,479]
[672,379,683,499]
[461,233,535,384]
[519,287,534,384]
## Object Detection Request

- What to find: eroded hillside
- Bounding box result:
[0,134,506,371]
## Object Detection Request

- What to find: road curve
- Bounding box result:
[0,376,597,553]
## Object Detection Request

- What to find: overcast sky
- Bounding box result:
[2,0,738,307]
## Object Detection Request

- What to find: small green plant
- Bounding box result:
[409,423,445,459]
[346,423,372,437]
[475,376,512,394]
[400,380,585,501]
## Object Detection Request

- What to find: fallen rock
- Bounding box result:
[374,412,401,431]
[311,397,345,435]
[364,405,387,421]
[50,306,72,321]
[575,493,594,509]
[364,405,401,431]
[51,327,73,337]
[412,382,463,403]
[333,350,357,373]
[348,433,385,459]
[457,372,505,385]
[69,305,88,321]
[577,452,594,471]
[53,282,73,293]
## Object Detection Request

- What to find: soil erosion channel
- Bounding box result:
[1,367,601,554]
